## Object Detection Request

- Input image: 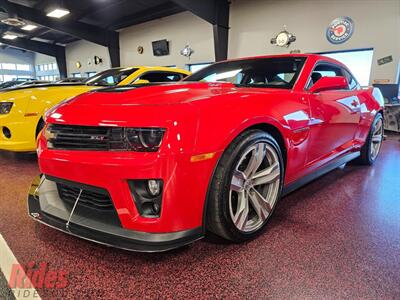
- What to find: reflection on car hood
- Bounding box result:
[0,82,87,92]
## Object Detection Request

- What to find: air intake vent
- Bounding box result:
[47,124,120,151]
[57,183,114,211]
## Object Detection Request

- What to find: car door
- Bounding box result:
[306,63,361,166]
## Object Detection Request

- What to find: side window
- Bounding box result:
[137,72,183,83]
[308,63,343,89]
[343,69,358,90]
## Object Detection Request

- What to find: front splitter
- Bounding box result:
[27,175,204,253]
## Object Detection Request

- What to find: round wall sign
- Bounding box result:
[326,16,354,44]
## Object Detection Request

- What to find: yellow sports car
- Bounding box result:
[0,66,190,152]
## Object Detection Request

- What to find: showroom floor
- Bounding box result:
[0,136,399,299]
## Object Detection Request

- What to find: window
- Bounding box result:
[185,57,306,89]
[277,73,295,82]
[86,72,97,78]
[307,63,359,91]
[16,64,30,71]
[343,69,358,90]
[52,63,57,70]
[72,73,82,78]
[308,64,342,89]
[136,72,184,83]
[188,63,212,73]
[2,63,16,70]
[3,75,16,81]
[320,49,373,86]
[44,64,48,71]
[85,68,138,86]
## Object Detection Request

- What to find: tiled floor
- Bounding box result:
[0,136,399,299]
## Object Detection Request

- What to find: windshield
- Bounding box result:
[84,68,139,86]
[184,57,306,89]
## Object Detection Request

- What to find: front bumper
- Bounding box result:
[0,114,39,152]
[28,176,204,252]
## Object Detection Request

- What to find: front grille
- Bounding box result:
[57,183,114,211]
[47,124,125,151]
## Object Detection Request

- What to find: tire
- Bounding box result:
[35,118,45,139]
[206,130,284,242]
[356,113,384,165]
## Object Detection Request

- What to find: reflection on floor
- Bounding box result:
[0,135,399,299]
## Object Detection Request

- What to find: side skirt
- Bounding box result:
[282,151,360,196]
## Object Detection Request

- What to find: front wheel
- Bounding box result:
[206,130,284,242]
[357,113,384,165]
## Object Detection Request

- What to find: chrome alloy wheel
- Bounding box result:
[229,142,281,233]
[370,118,383,160]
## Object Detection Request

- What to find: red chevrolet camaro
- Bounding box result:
[28,54,384,252]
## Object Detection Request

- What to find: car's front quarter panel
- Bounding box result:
[39,98,211,233]
[191,88,313,185]
[0,89,39,151]
[0,85,93,151]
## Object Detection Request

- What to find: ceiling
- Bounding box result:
[0,0,185,47]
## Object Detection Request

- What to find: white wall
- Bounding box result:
[63,0,400,83]
[0,48,34,65]
[34,53,59,79]
[66,40,110,76]
[120,11,214,68]
[229,0,400,84]
[34,53,56,66]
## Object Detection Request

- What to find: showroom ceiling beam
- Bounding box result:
[0,37,67,78]
[171,0,230,61]
[0,0,120,67]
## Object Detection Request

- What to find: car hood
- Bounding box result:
[46,82,291,128]
[0,82,87,92]
[58,82,287,107]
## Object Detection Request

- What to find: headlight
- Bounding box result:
[0,102,13,114]
[126,128,165,152]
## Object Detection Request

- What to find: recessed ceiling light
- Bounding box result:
[46,8,70,18]
[3,34,18,40]
[21,24,38,31]
[1,18,26,27]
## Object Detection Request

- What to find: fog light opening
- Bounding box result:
[128,179,164,218]
[2,127,11,139]
[152,202,160,214]
[147,179,161,196]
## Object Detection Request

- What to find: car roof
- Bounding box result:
[220,53,346,68]
[108,66,191,75]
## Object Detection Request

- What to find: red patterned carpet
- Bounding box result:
[0,136,399,299]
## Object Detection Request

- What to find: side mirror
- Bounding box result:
[309,76,348,93]
[134,79,150,84]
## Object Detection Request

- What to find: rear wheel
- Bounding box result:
[357,113,383,165]
[206,130,284,242]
